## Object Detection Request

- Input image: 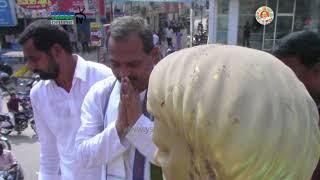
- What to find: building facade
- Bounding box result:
[208,0,320,51]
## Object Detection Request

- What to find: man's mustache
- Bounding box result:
[128,76,138,81]
[119,76,138,82]
[33,70,43,74]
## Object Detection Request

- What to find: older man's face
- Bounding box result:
[108,33,157,92]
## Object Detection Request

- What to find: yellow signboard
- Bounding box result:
[90,22,102,47]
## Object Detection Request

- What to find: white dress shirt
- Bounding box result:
[30,55,113,180]
[75,76,157,180]
[153,34,159,46]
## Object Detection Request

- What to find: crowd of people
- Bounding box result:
[153,20,187,57]
[1,15,320,180]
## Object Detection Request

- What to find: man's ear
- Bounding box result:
[151,46,161,65]
[311,63,320,73]
[50,43,64,58]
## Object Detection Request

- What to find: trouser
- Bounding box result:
[243,37,250,47]
[71,42,79,52]
[81,42,90,53]
[167,38,172,47]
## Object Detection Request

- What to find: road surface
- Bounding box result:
[7,126,40,180]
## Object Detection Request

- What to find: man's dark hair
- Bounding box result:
[0,143,3,150]
[107,16,154,54]
[273,31,320,67]
[18,19,72,54]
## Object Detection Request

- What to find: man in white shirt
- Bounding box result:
[152,32,159,46]
[18,19,113,180]
[75,16,163,180]
[165,27,173,48]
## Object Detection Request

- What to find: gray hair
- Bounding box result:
[107,16,154,54]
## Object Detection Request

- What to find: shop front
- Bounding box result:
[210,0,319,51]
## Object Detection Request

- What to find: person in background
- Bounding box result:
[175,28,182,50]
[5,34,12,49]
[0,143,16,171]
[165,26,173,48]
[68,29,79,52]
[157,29,163,46]
[5,93,21,127]
[7,93,21,113]
[18,19,113,180]
[197,22,204,34]
[152,31,163,60]
[79,31,90,53]
[243,21,251,47]
[272,30,320,180]
[7,93,20,120]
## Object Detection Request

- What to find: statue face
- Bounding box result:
[148,45,320,180]
[153,117,194,180]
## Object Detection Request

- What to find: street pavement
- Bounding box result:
[2,94,39,180]
[7,127,39,180]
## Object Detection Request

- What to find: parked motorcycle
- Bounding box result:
[192,30,208,46]
[0,74,39,97]
[0,76,38,136]
[0,115,13,136]
[17,96,36,135]
[15,77,36,95]
[0,163,23,180]
[0,135,11,150]
[0,77,15,97]
[0,111,34,136]
[14,93,36,136]
[16,76,39,136]
[0,63,14,88]
[0,63,13,76]
[165,47,175,56]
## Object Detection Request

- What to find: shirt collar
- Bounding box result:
[73,54,87,82]
[139,89,147,102]
[44,54,87,86]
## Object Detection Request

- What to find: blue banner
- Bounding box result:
[0,0,17,27]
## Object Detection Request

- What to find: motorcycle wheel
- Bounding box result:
[0,127,12,136]
[14,117,28,134]
[0,139,11,150]
[0,120,13,135]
